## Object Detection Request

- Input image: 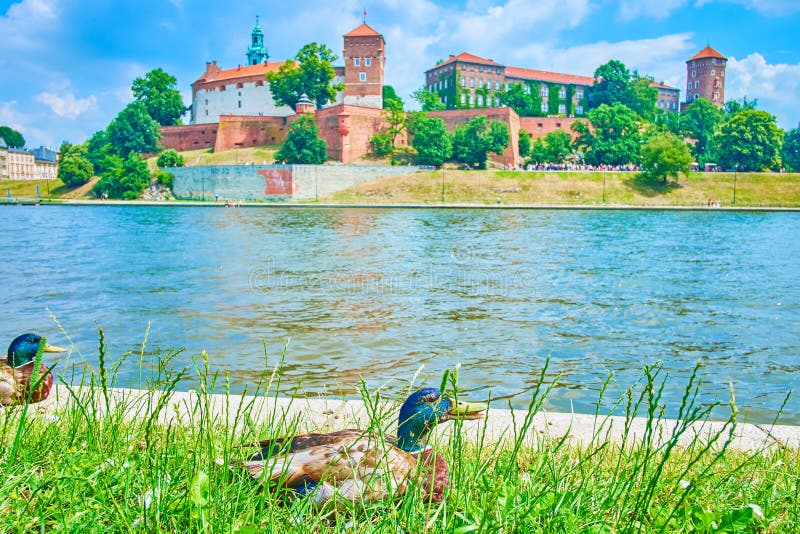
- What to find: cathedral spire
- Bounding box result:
[246,16,268,65]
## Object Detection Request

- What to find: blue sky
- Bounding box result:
[2,0,799,148]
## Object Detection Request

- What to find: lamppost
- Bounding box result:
[441,166,445,203]
[733,163,739,205]
[602,169,606,203]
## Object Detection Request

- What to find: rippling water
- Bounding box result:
[2,205,798,423]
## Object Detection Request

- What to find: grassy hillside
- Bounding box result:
[1,177,99,200]
[323,170,800,207]
[148,146,282,169]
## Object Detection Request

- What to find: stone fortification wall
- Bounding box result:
[518,116,583,141]
[429,107,521,167]
[171,164,417,201]
[161,124,218,152]
[214,115,293,153]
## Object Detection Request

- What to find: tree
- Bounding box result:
[132,68,185,126]
[157,148,185,168]
[588,60,633,109]
[411,87,446,111]
[106,102,161,157]
[93,153,151,199]
[383,85,404,112]
[724,97,758,116]
[275,114,327,164]
[680,98,725,165]
[57,142,94,187]
[452,116,510,169]
[267,42,344,109]
[410,115,452,167]
[370,131,393,157]
[629,77,658,120]
[573,103,643,166]
[639,132,693,183]
[714,109,784,171]
[782,128,800,172]
[529,139,547,163]
[518,129,532,159]
[498,83,541,117]
[541,129,573,163]
[0,126,25,148]
[85,129,117,175]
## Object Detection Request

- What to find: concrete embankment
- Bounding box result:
[30,387,800,452]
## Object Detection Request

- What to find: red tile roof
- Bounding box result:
[505,66,594,86]
[688,45,726,62]
[344,23,383,38]
[195,61,293,84]
[436,52,503,69]
[651,80,678,90]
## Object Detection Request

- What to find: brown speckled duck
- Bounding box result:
[244,388,486,505]
[1,333,65,406]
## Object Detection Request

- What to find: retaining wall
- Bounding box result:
[171,164,418,201]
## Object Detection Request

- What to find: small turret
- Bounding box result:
[295,94,316,114]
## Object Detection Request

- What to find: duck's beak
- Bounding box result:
[444,399,487,421]
[43,343,67,353]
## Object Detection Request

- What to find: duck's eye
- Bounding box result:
[421,393,440,404]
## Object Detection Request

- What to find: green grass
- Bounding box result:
[1,333,798,532]
[324,169,800,207]
[147,146,282,169]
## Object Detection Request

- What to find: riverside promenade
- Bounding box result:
[31,386,800,452]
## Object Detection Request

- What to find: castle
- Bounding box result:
[684,45,727,108]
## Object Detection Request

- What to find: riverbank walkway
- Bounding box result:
[27,386,800,452]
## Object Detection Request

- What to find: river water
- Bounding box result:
[2,205,798,424]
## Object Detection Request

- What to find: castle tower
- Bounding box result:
[342,22,385,109]
[685,45,726,107]
[246,16,268,65]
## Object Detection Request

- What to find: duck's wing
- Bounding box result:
[245,430,417,503]
[0,360,19,405]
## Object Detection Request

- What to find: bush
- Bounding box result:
[157,149,185,168]
[57,142,94,187]
[370,132,394,158]
[275,114,327,164]
[93,153,150,199]
[153,169,174,189]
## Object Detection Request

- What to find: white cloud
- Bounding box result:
[35,92,97,119]
[619,0,688,20]
[727,53,800,128]
[0,0,59,49]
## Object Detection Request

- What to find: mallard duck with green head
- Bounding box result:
[1,333,66,406]
[244,387,486,504]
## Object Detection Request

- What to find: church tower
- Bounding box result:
[685,45,726,107]
[342,22,385,109]
[246,16,268,65]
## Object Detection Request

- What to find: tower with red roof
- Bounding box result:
[685,45,727,107]
[342,23,385,109]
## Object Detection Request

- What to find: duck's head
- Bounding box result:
[6,333,66,368]
[396,387,486,452]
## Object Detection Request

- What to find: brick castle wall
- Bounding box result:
[315,104,390,163]
[518,116,582,140]
[429,107,521,167]
[214,115,293,153]
[161,124,218,152]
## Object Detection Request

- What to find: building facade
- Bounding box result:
[685,45,726,107]
[1,145,58,181]
[0,139,7,180]
[425,52,680,117]
[190,19,346,125]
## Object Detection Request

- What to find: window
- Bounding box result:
[688,83,692,90]
[238,100,241,108]
[461,93,466,104]
[576,89,583,99]
[359,72,366,81]
[496,67,501,74]
[236,83,243,89]
[694,93,700,100]
[558,87,566,99]
[461,77,466,87]
[541,102,548,113]
[694,81,699,89]
[692,71,696,78]
[470,77,474,88]
[461,64,466,70]
[576,105,584,115]
[365,58,372,66]
[205,99,208,105]
[479,66,483,72]
[558,104,566,114]
[720,71,724,77]
[495,96,500,106]
[469,65,474,71]
[256,80,263,87]
[444,79,449,88]
[479,79,484,89]
[711,69,715,75]
[443,95,448,104]
[712,58,716,64]
[540,85,548,97]
[354,58,361,66]
[469,94,475,105]
[525,85,531,94]
[477,94,484,106]
[495,80,500,90]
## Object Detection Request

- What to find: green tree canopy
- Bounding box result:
[93,153,151,199]
[452,116,510,169]
[86,129,116,175]
[156,148,185,168]
[411,87,446,111]
[383,85,404,112]
[0,126,25,148]
[680,98,725,165]
[498,83,542,117]
[588,60,656,117]
[518,129,532,159]
[275,114,328,164]
[106,102,162,157]
[573,103,643,166]
[714,109,784,171]
[782,128,800,172]
[724,97,758,116]
[57,142,94,187]
[639,132,693,183]
[267,43,343,109]
[132,68,185,126]
[410,115,452,167]
[542,130,573,163]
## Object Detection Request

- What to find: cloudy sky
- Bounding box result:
[2,0,799,147]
